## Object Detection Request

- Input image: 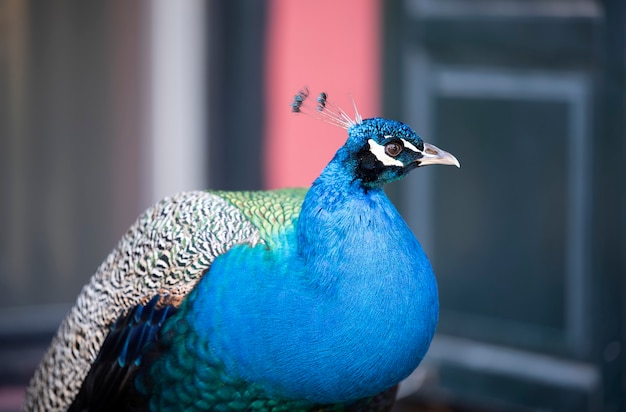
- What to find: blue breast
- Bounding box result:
[188,171,439,404]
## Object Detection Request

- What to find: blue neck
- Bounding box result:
[188,155,439,404]
[298,155,398,291]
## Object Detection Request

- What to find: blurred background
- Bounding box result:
[0,0,624,411]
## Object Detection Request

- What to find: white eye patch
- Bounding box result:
[367,139,404,167]
[400,138,420,153]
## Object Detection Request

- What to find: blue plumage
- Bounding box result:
[196,189,436,403]
[25,91,459,412]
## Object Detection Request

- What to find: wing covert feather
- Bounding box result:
[24,191,263,411]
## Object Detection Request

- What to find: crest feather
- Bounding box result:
[291,87,361,129]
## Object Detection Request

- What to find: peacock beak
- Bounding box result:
[418,142,460,168]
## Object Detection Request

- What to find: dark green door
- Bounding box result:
[385,1,625,410]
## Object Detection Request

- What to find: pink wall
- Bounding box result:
[264,0,382,189]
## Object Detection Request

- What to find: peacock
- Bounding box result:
[24,89,459,412]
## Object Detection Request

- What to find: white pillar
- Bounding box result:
[146,0,208,204]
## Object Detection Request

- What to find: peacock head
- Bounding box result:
[345,117,459,188]
[292,88,460,189]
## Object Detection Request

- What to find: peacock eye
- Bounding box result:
[384,141,403,157]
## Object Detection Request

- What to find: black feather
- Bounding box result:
[68,295,177,412]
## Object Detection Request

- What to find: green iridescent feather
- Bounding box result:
[213,188,307,247]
